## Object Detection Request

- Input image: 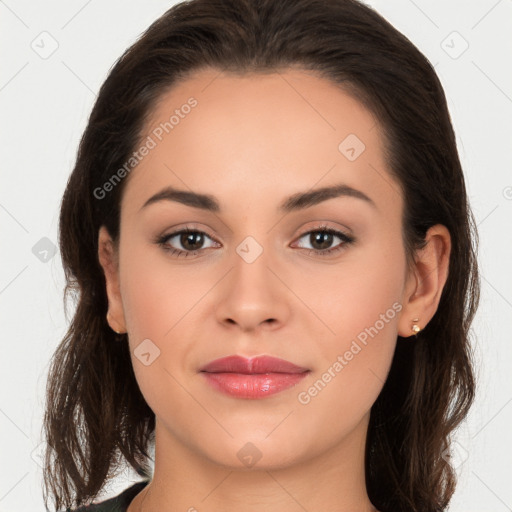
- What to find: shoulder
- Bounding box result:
[67,480,150,512]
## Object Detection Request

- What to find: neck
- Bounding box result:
[130,414,378,512]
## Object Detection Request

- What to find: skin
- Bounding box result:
[98,68,451,512]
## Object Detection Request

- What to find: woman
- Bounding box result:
[43,0,480,511]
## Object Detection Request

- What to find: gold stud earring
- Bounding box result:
[411,318,421,335]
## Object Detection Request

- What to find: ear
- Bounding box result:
[98,225,126,334]
[398,224,451,337]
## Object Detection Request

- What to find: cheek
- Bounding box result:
[310,236,405,349]
[118,242,222,390]
[118,241,208,339]
[299,237,405,408]
[294,281,401,446]
[117,245,203,415]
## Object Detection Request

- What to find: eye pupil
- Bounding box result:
[181,231,204,250]
[311,231,333,250]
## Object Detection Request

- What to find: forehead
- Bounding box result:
[122,67,401,220]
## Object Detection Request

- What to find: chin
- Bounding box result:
[195,431,310,471]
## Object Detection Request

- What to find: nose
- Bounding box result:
[214,245,291,333]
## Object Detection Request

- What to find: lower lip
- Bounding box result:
[201,372,309,399]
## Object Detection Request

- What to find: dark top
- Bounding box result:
[68,480,150,512]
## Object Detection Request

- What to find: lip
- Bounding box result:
[200,355,309,374]
[199,355,310,399]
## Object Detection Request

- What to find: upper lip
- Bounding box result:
[199,355,309,374]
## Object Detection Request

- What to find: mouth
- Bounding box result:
[199,355,310,399]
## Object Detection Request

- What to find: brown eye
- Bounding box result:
[294,227,355,257]
[178,231,205,251]
[157,228,218,257]
[308,231,335,250]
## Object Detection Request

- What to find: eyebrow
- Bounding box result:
[139,183,376,213]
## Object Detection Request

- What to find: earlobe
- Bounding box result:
[398,224,451,338]
[98,226,127,334]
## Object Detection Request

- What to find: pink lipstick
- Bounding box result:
[199,355,310,399]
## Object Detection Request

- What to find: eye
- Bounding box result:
[156,227,219,258]
[292,225,355,257]
[155,224,355,258]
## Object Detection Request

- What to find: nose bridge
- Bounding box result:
[231,231,276,300]
[214,230,290,331]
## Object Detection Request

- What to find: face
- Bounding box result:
[101,68,418,470]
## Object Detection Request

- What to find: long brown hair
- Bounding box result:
[42,0,480,510]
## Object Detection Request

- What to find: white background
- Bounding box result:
[1,0,511,511]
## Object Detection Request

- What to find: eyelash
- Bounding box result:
[155,224,355,258]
